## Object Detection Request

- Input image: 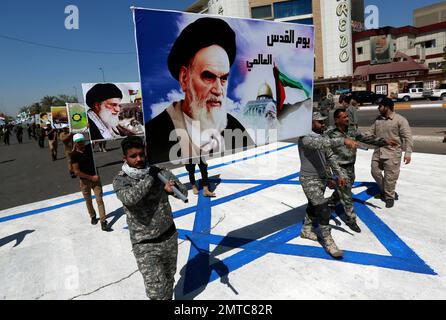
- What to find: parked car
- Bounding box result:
[394,87,425,102]
[350,91,387,105]
[423,84,446,101]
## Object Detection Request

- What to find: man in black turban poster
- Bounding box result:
[86,83,130,141]
[143,17,254,165]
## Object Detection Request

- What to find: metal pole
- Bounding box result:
[73,86,78,101]
[99,67,105,82]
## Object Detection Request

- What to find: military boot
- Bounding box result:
[203,186,216,197]
[345,219,361,233]
[318,225,343,258]
[300,216,318,241]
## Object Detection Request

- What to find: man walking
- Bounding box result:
[36,124,45,148]
[369,98,413,208]
[325,109,399,232]
[298,112,358,258]
[47,127,58,161]
[71,133,110,231]
[16,126,23,144]
[59,128,75,178]
[339,94,358,131]
[113,136,188,300]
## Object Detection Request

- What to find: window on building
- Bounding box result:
[424,81,435,89]
[273,0,312,19]
[251,5,273,19]
[357,47,363,55]
[424,40,436,48]
[375,84,388,95]
[286,18,313,25]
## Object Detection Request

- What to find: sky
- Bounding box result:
[0,0,443,116]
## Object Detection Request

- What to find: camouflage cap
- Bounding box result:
[312,112,327,121]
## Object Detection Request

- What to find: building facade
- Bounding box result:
[186,0,364,99]
[353,22,446,96]
[413,1,446,28]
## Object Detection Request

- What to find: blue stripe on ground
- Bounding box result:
[0,190,115,223]
[0,144,296,223]
[173,173,299,219]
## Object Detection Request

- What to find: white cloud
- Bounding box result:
[148,89,184,119]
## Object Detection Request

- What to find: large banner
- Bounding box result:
[81,82,144,142]
[67,103,89,133]
[370,34,396,65]
[133,8,314,165]
[50,106,69,129]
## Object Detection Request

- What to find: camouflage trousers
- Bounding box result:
[133,231,178,300]
[300,175,331,226]
[329,164,356,221]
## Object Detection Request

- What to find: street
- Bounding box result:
[2,119,445,211]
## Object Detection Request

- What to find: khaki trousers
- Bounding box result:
[48,140,58,160]
[64,148,73,173]
[371,156,401,200]
[79,178,106,222]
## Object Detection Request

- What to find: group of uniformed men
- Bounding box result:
[298,96,413,258]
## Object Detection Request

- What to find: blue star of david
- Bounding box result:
[173,156,436,296]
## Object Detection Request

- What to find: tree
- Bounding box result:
[29,102,42,115]
[57,94,78,104]
[40,96,58,112]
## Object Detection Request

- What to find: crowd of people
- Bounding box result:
[299,94,413,258]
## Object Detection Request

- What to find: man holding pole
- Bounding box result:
[113,136,188,300]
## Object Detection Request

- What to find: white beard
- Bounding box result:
[98,106,120,132]
[188,84,228,133]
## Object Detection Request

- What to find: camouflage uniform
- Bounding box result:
[113,167,188,300]
[298,131,346,257]
[325,126,388,224]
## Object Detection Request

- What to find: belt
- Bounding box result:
[139,224,176,244]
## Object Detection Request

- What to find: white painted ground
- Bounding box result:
[0,142,445,300]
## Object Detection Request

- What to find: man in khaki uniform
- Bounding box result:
[369,98,413,208]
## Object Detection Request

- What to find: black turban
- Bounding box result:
[86,83,123,108]
[168,17,236,80]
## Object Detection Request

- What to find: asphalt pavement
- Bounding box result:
[1,119,445,211]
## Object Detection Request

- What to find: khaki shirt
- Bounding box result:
[369,112,413,159]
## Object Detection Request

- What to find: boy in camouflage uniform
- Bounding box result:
[298,112,358,258]
[113,136,188,300]
[325,109,398,232]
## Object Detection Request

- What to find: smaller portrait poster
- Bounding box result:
[51,106,69,129]
[81,82,144,142]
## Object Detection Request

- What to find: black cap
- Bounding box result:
[168,17,236,80]
[379,97,394,108]
[86,83,123,109]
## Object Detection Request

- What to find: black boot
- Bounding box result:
[345,219,361,233]
[91,217,98,225]
[385,199,394,208]
[101,220,110,231]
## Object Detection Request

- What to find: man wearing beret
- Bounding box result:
[86,83,133,141]
[145,17,254,165]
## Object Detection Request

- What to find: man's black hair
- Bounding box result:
[342,94,352,104]
[121,136,144,155]
[379,97,394,110]
[334,108,347,120]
